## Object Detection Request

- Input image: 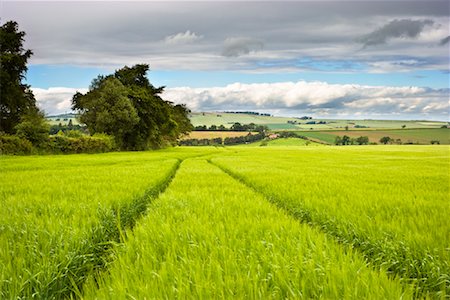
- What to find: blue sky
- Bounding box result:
[26,65,449,90]
[4,1,449,120]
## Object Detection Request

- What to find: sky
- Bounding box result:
[2,0,449,120]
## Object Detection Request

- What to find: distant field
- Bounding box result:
[190,112,447,130]
[297,128,450,144]
[182,131,255,140]
[265,137,323,146]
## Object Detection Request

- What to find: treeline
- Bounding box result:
[335,136,370,145]
[195,123,268,133]
[223,111,271,116]
[0,133,115,155]
[1,21,193,155]
[179,132,266,146]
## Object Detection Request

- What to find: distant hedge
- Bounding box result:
[179,137,223,146]
[0,134,116,155]
[223,132,265,145]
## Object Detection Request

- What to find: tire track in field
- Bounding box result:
[208,159,449,298]
[26,159,182,300]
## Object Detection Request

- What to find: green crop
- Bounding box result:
[83,159,412,299]
[0,145,447,298]
[0,149,219,299]
[212,145,450,297]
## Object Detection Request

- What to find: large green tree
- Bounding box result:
[72,64,192,150]
[0,21,38,133]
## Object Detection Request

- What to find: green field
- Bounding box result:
[1,146,449,298]
[297,128,450,144]
[190,112,447,130]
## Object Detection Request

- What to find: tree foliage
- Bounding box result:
[15,109,49,146]
[0,21,39,134]
[72,64,192,150]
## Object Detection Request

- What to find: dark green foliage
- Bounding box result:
[49,123,86,135]
[14,110,49,146]
[0,21,39,134]
[380,136,392,144]
[335,135,369,145]
[0,134,32,154]
[223,132,265,145]
[179,137,222,146]
[72,64,192,150]
[355,136,369,145]
[0,134,115,155]
[46,135,115,154]
[195,123,268,133]
[335,135,350,145]
[278,131,298,138]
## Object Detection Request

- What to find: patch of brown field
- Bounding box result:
[182,131,257,140]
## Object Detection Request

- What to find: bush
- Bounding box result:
[14,111,49,147]
[46,135,116,153]
[0,134,33,155]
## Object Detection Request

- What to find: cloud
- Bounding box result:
[439,35,450,45]
[221,37,264,57]
[164,30,203,45]
[358,19,434,47]
[32,87,88,115]
[162,81,449,120]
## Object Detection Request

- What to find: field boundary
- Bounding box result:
[208,159,449,298]
[24,159,182,299]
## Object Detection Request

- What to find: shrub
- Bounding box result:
[0,134,33,155]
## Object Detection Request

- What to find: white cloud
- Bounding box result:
[164,30,203,45]
[32,87,88,115]
[162,81,449,120]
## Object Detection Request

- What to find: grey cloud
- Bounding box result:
[439,36,450,45]
[2,2,448,74]
[358,19,434,47]
[221,37,264,57]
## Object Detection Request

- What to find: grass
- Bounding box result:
[311,128,450,144]
[212,146,450,297]
[83,159,412,299]
[1,145,448,298]
[0,149,220,298]
[295,131,337,144]
[265,138,323,147]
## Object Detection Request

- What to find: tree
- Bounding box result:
[72,64,192,150]
[342,135,351,145]
[355,136,369,145]
[380,136,391,144]
[72,77,139,149]
[15,109,49,146]
[0,21,39,133]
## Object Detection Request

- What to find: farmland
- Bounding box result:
[190,112,447,130]
[182,131,257,140]
[297,128,450,145]
[1,146,449,298]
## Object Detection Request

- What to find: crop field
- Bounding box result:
[296,128,450,144]
[190,112,447,130]
[1,146,449,298]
